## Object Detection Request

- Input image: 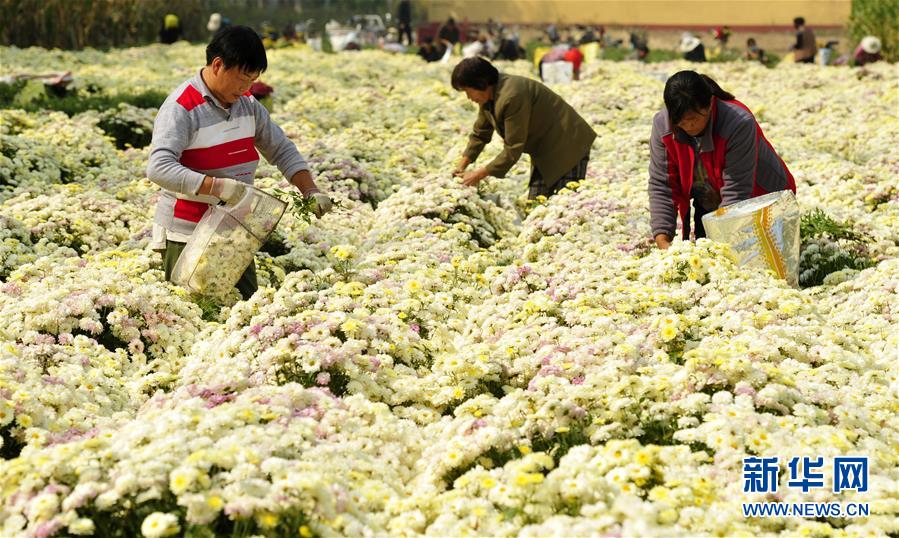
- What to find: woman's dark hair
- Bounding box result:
[663,70,735,125]
[206,25,267,73]
[451,57,499,91]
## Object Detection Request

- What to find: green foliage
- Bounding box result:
[0,0,204,49]
[190,293,226,323]
[98,117,152,150]
[764,51,782,68]
[645,49,683,62]
[274,360,351,396]
[260,230,290,257]
[524,40,544,62]
[1,425,26,460]
[1,0,391,49]
[206,510,316,538]
[849,0,899,62]
[799,209,874,287]
[0,84,166,116]
[1,84,160,149]
[531,420,592,465]
[800,209,863,242]
[79,496,176,538]
[0,80,24,104]
[598,46,633,61]
[637,417,679,445]
[441,419,592,490]
[273,188,343,225]
[274,189,320,225]
[96,103,156,149]
[442,445,520,487]
[800,242,873,288]
[597,46,680,63]
[708,49,743,63]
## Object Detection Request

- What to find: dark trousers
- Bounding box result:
[684,197,712,240]
[398,22,413,46]
[528,151,590,200]
[161,240,258,300]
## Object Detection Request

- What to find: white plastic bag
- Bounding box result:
[702,190,801,287]
[171,186,286,298]
[541,61,574,84]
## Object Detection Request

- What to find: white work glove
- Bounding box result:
[210,177,247,205]
[307,191,333,218]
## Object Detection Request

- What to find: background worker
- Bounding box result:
[853,36,883,66]
[450,57,596,200]
[791,17,817,63]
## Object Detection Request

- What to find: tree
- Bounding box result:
[848,0,898,62]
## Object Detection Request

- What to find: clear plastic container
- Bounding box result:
[702,190,801,287]
[171,186,286,297]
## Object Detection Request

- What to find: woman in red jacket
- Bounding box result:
[648,70,796,249]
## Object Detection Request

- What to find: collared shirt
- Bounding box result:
[690,134,708,195]
[483,99,495,120]
[672,124,714,197]
[687,130,720,210]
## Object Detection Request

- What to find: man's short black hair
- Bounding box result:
[206,25,267,73]
[451,57,499,91]
[793,17,805,28]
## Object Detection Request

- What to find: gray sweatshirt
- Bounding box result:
[146,70,308,235]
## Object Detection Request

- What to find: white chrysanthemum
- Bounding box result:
[140,512,180,538]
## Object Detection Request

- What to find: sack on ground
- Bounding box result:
[541,61,574,84]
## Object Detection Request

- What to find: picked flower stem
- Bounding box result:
[273,188,343,224]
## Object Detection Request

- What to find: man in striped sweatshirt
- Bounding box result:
[147,26,332,299]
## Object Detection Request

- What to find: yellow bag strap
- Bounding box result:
[753,205,787,280]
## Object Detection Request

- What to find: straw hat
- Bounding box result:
[861,36,881,54]
[679,35,702,53]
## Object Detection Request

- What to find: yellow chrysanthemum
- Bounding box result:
[660,325,678,342]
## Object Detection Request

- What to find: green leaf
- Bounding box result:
[272,188,344,225]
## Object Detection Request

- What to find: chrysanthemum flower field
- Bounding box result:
[0,44,897,537]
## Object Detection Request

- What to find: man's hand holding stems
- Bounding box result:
[198,169,333,218]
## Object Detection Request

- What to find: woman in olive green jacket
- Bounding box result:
[451,57,596,199]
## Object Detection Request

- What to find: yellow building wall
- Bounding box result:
[420,0,850,27]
